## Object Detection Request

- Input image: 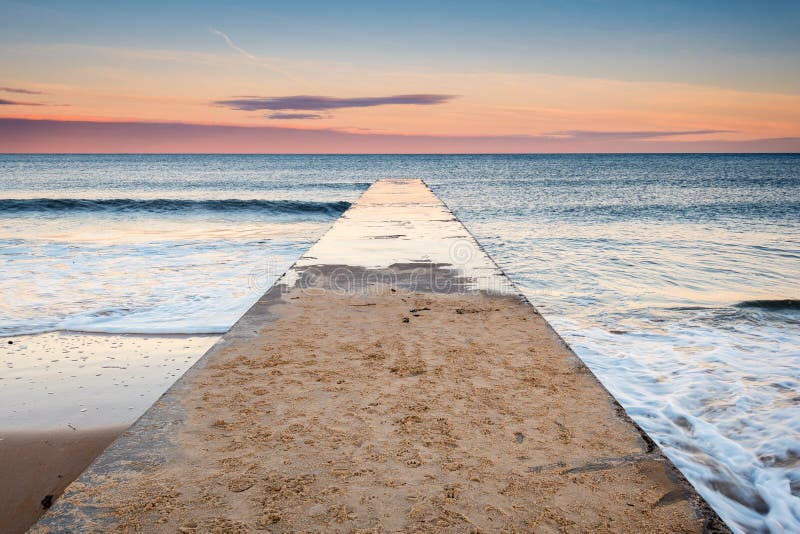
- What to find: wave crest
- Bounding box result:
[0,198,351,216]
[734,299,800,310]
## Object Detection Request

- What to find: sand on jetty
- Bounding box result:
[32,285,721,532]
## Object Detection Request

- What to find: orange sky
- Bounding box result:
[2,2,799,152]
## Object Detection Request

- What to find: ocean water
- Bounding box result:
[1,154,798,532]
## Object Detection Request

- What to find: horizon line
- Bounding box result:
[2,152,800,156]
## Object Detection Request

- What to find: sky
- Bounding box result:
[1,0,799,153]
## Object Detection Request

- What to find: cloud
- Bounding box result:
[546,129,735,140]
[267,112,323,120]
[0,98,43,106]
[0,86,46,95]
[209,28,258,62]
[214,94,456,112]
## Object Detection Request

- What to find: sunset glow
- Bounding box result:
[1,0,799,152]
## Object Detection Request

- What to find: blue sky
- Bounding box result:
[3,0,799,91]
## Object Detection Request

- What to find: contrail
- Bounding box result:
[210,28,258,62]
[208,28,305,86]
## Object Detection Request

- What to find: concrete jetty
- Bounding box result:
[33,179,726,532]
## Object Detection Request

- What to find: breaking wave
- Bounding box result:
[0,198,351,216]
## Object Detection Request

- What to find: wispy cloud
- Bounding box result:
[208,28,300,82]
[209,28,258,62]
[0,98,44,106]
[268,112,323,120]
[546,129,734,140]
[0,86,46,95]
[215,94,456,112]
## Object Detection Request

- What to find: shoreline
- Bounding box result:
[0,332,217,531]
[1,330,223,339]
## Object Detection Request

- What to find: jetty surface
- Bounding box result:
[33,179,725,532]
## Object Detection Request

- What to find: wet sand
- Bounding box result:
[1,332,218,431]
[0,427,121,534]
[31,180,726,532]
[0,333,217,532]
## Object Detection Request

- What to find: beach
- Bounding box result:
[2,154,798,531]
[3,1,799,530]
[32,179,722,531]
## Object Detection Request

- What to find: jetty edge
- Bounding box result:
[32,178,728,532]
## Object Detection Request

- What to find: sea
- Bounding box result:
[1,154,798,532]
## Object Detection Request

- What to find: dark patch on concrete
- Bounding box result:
[527,460,568,474]
[291,262,480,295]
[563,453,651,474]
[656,489,691,507]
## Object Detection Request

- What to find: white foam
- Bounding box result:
[541,310,800,532]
